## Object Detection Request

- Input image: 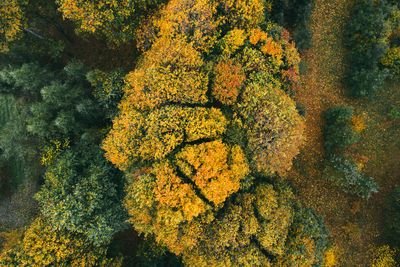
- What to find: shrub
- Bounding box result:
[324,155,378,199]
[323,105,359,155]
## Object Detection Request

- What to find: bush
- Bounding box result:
[324,155,378,199]
[323,105,359,155]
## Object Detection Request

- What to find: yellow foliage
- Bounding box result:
[103,106,227,171]
[155,0,220,53]
[350,115,366,133]
[0,0,26,52]
[381,46,400,69]
[240,74,305,175]
[324,247,338,267]
[220,0,265,28]
[249,28,269,45]
[220,28,247,55]
[56,0,133,38]
[41,139,70,166]
[176,140,249,206]
[370,245,397,267]
[124,37,209,110]
[0,218,121,266]
[153,160,209,225]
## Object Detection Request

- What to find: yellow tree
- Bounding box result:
[0,218,121,266]
[0,0,26,52]
[103,0,308,265]
[56,0,162,44]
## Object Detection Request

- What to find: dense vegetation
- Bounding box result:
[0,0,399,266]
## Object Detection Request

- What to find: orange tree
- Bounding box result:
[102,0,328,265]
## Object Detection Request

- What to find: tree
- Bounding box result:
[103,106,228,171]
[212,57,246,105]
[0,0,26,52]
[0,217,122,266]
[324,155,378,199]
[56,0,163,44]
[219,0,266,29]
[344,0,393,97]
[370,245,398,267]
[35,142,128,245]
[127,177,298,266]
[103,0,311,264]
[239,71,304,175]
[323,105,359,155]
[0,61,105,141]
[86,68,126,119]
[281,206,330,266]
[269,0,314,51]
[123,36,209,110]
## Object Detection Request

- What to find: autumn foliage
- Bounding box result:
[56,0,163,44]
[0,218,121,266]
[102,0,309,265]
[0,0,26,52]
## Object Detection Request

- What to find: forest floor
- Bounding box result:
[287,0,400,265]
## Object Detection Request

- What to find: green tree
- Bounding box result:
[35,142,128,245]
[344,0,393,97]
[324,155,378,199]
[281,206,330,266]
[323,105,359,155]
[0,62,106,140]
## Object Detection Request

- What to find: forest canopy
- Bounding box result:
[2,0,397,266]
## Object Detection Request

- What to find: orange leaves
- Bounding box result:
[212,58,246,105]
[102,106,227,171]
[261,37,284,61]
[176,140,249,205]
[350,114,366,133]
[153,161,208,224]
[248,28,284,61]
[249,28,268,45]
